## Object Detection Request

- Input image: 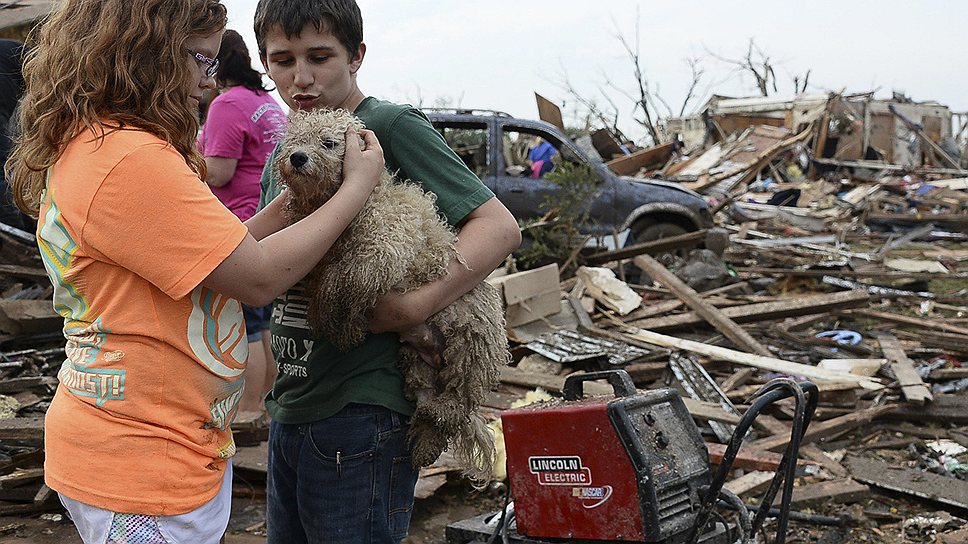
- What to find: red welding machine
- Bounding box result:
[502,371,713,543]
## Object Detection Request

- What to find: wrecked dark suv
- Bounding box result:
[424,109,711,248]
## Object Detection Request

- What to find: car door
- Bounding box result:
[494,124,554,224]
[495,123,617,239]
[428,118,496,193]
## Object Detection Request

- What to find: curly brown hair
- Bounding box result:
[6,0,227,216]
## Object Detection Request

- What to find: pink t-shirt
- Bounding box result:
[198,87,288,221]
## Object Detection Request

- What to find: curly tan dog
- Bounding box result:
[274,108,508,481]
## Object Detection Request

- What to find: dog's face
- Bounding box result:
[275,108,366,213]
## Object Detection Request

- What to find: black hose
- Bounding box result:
[486,473,513,544]
[723,501,851,527]
[750,379,819,543]
[686,379,818,544]
[716,488,751,543]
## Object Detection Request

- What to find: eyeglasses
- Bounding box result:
[187,48,220,78]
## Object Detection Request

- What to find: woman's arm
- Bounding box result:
[202,128,383,306]
[243,189,289,241]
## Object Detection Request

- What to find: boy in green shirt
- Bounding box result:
[253,1,521,542]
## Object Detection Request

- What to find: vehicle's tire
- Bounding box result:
[624,221,694,284]
[630,221,688,244]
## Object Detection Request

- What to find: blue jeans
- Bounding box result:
[266,404,420,544]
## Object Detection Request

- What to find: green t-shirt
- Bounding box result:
[258,97,495,424]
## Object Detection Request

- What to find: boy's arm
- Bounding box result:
[368,197,521,333]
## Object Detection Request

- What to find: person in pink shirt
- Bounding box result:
[198,29,288,417]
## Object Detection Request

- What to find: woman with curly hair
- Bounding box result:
[198,29,287,420]
[5,0,383,541]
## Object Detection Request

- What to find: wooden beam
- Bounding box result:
[622,328,884,390]
[584,230,707,266]
[606,141,677,176]
[883,394,968,425]
[0,377,57,395]
[790,478,870,508]
[799,443,850,478]
[877,334,933,404]
[705,442,816,472]
[723,471,774,497]
[630,290,870,331]
[846,308,968,337]
[737,267,968,281]
[749,405,896,452]
[498,366,740,425]
[846,455,968,510]
[0,417,44,442]
[634,254,772,357]
[0,264,47,280]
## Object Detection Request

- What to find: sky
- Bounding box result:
[223,0,967,145]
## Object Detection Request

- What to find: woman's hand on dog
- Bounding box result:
[341,127,384,196]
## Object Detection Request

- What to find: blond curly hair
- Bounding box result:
[6,0,227,216]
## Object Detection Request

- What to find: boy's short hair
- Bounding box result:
[254,0,363,57]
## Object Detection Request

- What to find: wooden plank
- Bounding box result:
[0,417,44,442]
[584,230,707,266]
[749,405,896,452]
[723,470,774,497]
[629,290,870,331]
[622,328,883,390]
[534,93,565,133]
[790,478,870,508]
[737,267,968,281]
[606,141,676,176]
[884,394,968,425]
[634,254,772,357]
[847,308,968,337]
[877,334,932,404]
[0,376,57,395]
[0,468,43,490]
[719,368,756,393]
[846,455,968,510]
[0,300,60,336]
[0,264,47,280]
[928,368,968,381]
[498,366,740,425]
[799,443,850,478]
[620,362,666,383]
[705,442,813,472]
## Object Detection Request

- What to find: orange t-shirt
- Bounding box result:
[38,126,250,515]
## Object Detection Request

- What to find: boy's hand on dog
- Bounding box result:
[341,127,384,195]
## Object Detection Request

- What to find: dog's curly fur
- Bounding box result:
[275,108,509,481]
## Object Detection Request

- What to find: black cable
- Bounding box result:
[716,488,751,543]
[723,501,850,527]
[686,379,818,544]
[750,380,819,543]
[486,474,512,544]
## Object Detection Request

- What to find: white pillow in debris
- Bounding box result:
[576,266,642,316]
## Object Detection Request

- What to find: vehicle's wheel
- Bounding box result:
[630,221,688,244]
[624,221,694,284]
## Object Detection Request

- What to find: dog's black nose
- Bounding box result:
[290,152,309,168]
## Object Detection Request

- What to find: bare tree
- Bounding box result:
[557,70,625,142]
[793,69,812,95]
[679,57,705,116]
[554,6,705,146]
[705,38,777,97]
[612,9,662,145]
